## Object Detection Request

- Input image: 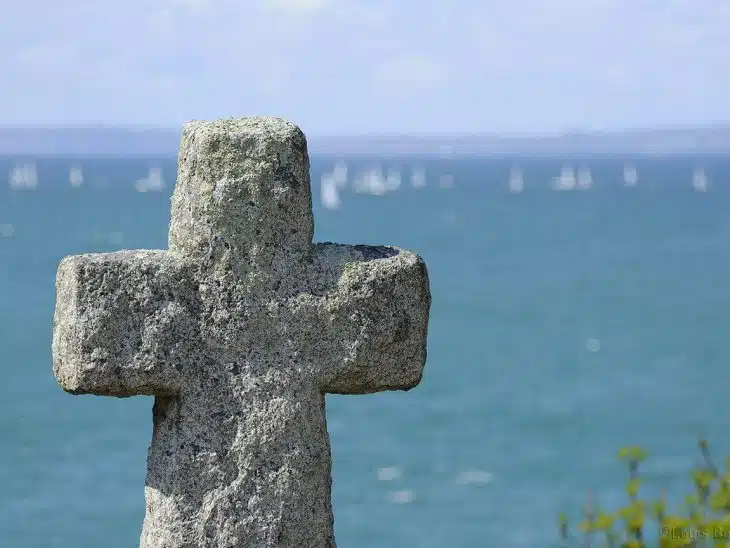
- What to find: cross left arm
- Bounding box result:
[52,250,199,397]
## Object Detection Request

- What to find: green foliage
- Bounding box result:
[558,440,730,547]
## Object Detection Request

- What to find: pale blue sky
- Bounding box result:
[2,0,729,134]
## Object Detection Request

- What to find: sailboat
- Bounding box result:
[353,169,388,195]
[320,174,341,210]
[69,165,84,187]
[411,167,427,189]
[577,167,592,190]
[508,167,524,193]
[135,167,165,192]
[9,163,38,190]
[329,161,349,189]
[623,164,638,186]
[552,166,576,191]
[385,168,402,192]
[692,167,708,192]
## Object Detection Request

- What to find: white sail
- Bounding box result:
[331,161,348,188]
[320,174,341,209]
[508,167,524,193]
[552,166,576,191]
[9,163,38,190]
[69,165,84,187]
[352,169,388,195]
[692,167,708,192]
[577,167,592,190]
[385,168,402,191]
[623,164,638,186]
[135,167,165,192]
[410,167,427,189]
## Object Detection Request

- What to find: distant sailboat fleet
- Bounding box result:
[512,163,711,194]
[1,160,716,203]
[315,160,716,207]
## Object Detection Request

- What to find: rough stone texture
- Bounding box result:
[52,117,431,548]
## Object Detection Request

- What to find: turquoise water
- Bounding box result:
[2,154,730,547]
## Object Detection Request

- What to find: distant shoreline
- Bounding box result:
[1,125,730,156]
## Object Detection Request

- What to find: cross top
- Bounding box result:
[52,117,431,547]
[169,117,315,277]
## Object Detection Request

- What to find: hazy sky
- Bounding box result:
[3,0,729,134]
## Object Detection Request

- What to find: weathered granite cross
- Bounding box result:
[52,117,431,547]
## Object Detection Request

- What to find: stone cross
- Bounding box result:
[52,117,431,548]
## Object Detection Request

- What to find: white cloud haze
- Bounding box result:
[2,0,729,133]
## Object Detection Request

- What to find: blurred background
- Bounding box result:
[2,2,730,547]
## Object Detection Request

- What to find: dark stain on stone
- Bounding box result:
[208,136,221,153]
[393,316,410,343]
[352,245,398,261]
[275,153,300,190]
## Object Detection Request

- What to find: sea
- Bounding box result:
[2,153,730,547]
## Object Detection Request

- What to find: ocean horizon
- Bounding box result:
[3,123,730,157]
